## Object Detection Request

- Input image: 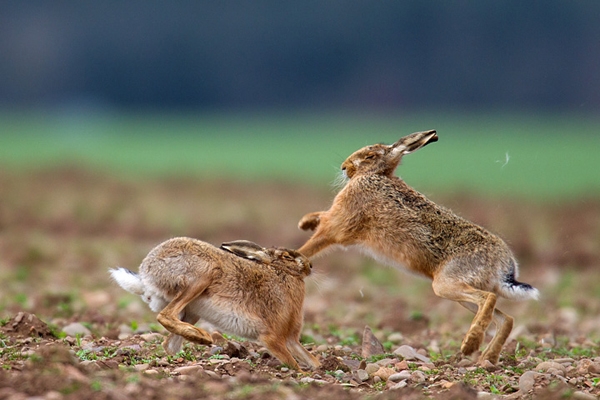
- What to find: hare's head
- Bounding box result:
[341,130,438,178]
[221,240,312,278]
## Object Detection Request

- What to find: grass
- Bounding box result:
[1,110,599,199]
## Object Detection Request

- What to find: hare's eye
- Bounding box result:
[365,154,375,160]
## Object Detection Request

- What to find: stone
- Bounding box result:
[388,370,411,383]
[62,322,91,337]
[387,332,403,343]
[409,370,426,383]
[356,369,369,382]
[518,371,540,393]
[364,363,379,375]
[134,364,149,372]
[372,367,395,381]
[393,345,430,363]
[389,380,407,390]
[140,332,164,343]
[174,365,203,375]
[361,325,385,358]
[535,361,566,374]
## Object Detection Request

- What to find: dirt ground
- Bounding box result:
[0,168,599,399]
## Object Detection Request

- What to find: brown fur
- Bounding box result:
[110,237,319,370]
[297,130,538,364]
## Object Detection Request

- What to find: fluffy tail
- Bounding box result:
[109,267,145,295]
[500,260,539,301]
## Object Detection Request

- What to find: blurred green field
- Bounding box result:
[1,111,599,199]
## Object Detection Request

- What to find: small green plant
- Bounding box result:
[90,380,103,391]
[373,380,386,391]
[130,320,139,331]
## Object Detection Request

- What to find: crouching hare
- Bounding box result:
[297,130,538,364]
[110,237,320,370]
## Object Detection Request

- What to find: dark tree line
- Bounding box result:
[1,1,599,111]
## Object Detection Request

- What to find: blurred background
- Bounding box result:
[1,1,600,369]
[1,1,599,197]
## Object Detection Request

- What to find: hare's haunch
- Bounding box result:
[297,130,538,364]
[110,237,320,370]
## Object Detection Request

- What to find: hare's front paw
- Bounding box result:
[299,214,320,231]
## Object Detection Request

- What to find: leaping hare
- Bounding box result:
[297,130,538,364]
[110,237,320,370]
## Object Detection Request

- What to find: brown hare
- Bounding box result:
[110,237,320,370]
[297,130,538,364]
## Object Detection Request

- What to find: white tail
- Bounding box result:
[110,267,144,295]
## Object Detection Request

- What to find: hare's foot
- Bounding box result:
[298,212,322,231]
[478,348,500,365]
[287,339,320,370]
[478,309,513,365]
[172,324,213,345]
[461,326,484,356]
[261,334,301,370]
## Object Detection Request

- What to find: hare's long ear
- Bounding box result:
[220,240,272,263]
[390,130,438,156]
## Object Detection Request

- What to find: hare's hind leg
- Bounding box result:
[460,303,513,364]
[287,338,320,370]
[432,276,497,358]
[162,310,200,354]
[157,278,214,354]
[259,333,301,370]
[479,308,513,364]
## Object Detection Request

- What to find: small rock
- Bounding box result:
[395,360,409,370]
[300,377,327,385]
[409,370,426,383]
[211,332,227,346]
[587,362,600,374]
[457,358,474,367]
[375,358,395,367]
[134,364,149,372]
[518,371,540,393]
[536,361,566,374]
[546,367,564,376]
[372,367,395,381]
[204,370,220,379]
[387,332,403,343]
[356,369,369,382]
[477,392,496,399]
[140,333,164,343]
[361,326,385,358]
[62,323,91,337]
[373,376,382,384]
[393,345,430,363]
[365,363,380,375]
[143,369,159,376]
[174,365,203,375]
[571,391,596,400]
[389,380,407,390]
[209,346,223,355]
[314,344,327,353]
[388,370,411,383]
[553,357,575,364]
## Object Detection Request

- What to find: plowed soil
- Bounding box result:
[0,168,599,399]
